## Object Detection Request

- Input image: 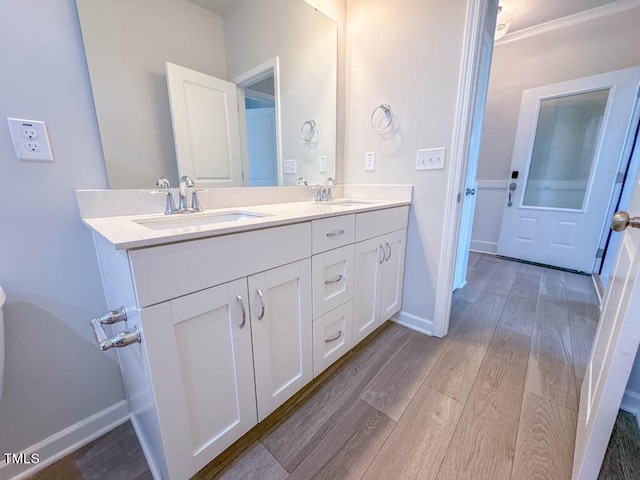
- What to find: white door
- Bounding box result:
[453,0,498,289]
[248,259,312,421]
[353,237,384,344]
[497,67,640,272]
[166,62,244,187]
[246,107,278,187]
[379,229,407,321]
[573,167,640,478]
[140,279,257,479]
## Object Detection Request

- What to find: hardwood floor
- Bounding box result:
[36,252,625,480]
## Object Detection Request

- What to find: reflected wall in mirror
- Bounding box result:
[76,0,337,189]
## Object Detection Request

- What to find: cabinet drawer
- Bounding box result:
[313,302,353,377]
[312,214,355,254]
[312,244,354,319]
[355,206,409,242]
[130,223,311,307]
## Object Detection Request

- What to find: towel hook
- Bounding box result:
[371,104,393,131]
[301,120,316,141]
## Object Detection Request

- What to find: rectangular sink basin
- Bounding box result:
[134,211,270,231]
[327,200,375,207]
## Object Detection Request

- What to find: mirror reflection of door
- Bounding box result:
[244,77,279,187]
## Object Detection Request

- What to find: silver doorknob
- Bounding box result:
[466,188,476,196]
[611,211,640,232]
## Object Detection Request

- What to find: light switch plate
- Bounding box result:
[283,159,297,174]
[365,152,375,171]
[7,118,54,162]
[319,155,327,173]
[416,147,445,170]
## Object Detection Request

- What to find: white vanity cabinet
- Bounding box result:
[353,209,408,344]
[88,202,409,480]
[140,279,257,479]
[248,259,312,421]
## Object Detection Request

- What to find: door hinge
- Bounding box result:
[457,192,462,203]
[616,172,626,184]
[596,248,605,259]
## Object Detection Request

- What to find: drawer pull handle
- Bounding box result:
[236,295,247,329]
[256,288,266,320]
[379,245,385,264]
[324,274,343,285]
[325,330,342,343]
[385,242,391,262]
[326,229,345,238]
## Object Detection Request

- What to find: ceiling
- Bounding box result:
[188,0,239,16]
[499,0,620,32]
[188,0,622,32]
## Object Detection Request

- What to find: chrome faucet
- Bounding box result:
[315,177,338,202]
[178,175,195,213]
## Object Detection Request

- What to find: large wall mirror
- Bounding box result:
[76,0,337,189]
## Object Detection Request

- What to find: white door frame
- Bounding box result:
[432,0,496,337]
[232,57,284,186]
[452,0,497,290]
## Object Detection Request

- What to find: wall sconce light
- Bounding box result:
[495,6,514,41]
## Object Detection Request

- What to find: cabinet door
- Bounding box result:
[380,229,407,322]
[249,259,312,421]
[141,279,257,479]
[353,237,384,344]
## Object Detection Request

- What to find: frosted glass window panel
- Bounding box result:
[523,89,610,210]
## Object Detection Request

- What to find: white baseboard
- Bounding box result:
[394,311,434,336]
[620,389,640,429]
[0,400,129,480]
[470,240,498,255]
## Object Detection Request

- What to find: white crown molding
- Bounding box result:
[496,0,640,47]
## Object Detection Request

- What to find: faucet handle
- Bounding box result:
[325,177,337,186]
[150,189,177,215]
[191,189,208,212]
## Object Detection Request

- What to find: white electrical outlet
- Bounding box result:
[365,152,375,171]
[416,147,445,170]
[7,118,54,162]
[283,159,297,174]
[319,155,327,173]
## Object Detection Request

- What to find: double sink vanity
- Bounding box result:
[78,185,412,480]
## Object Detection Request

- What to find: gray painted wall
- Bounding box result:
[0,0,127,454]
[344,0,468,330]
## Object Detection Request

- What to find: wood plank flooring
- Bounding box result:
[36,252,636,480]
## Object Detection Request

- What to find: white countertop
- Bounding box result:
[83,199,411,250]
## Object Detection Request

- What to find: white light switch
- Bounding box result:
[365,152,375,171]
[416,147,445,170]
[283,159,297,174]
[7,118,54,162]
[319,155,327,173]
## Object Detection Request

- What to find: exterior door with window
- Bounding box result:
[497,67,640,272]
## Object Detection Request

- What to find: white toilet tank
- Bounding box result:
[0,286,5,403]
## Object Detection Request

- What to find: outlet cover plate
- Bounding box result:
[416,147,445,170]
[319,155,327,173]
[7,118,54,162]
[365,152,375,171]
[283,159,297,174]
